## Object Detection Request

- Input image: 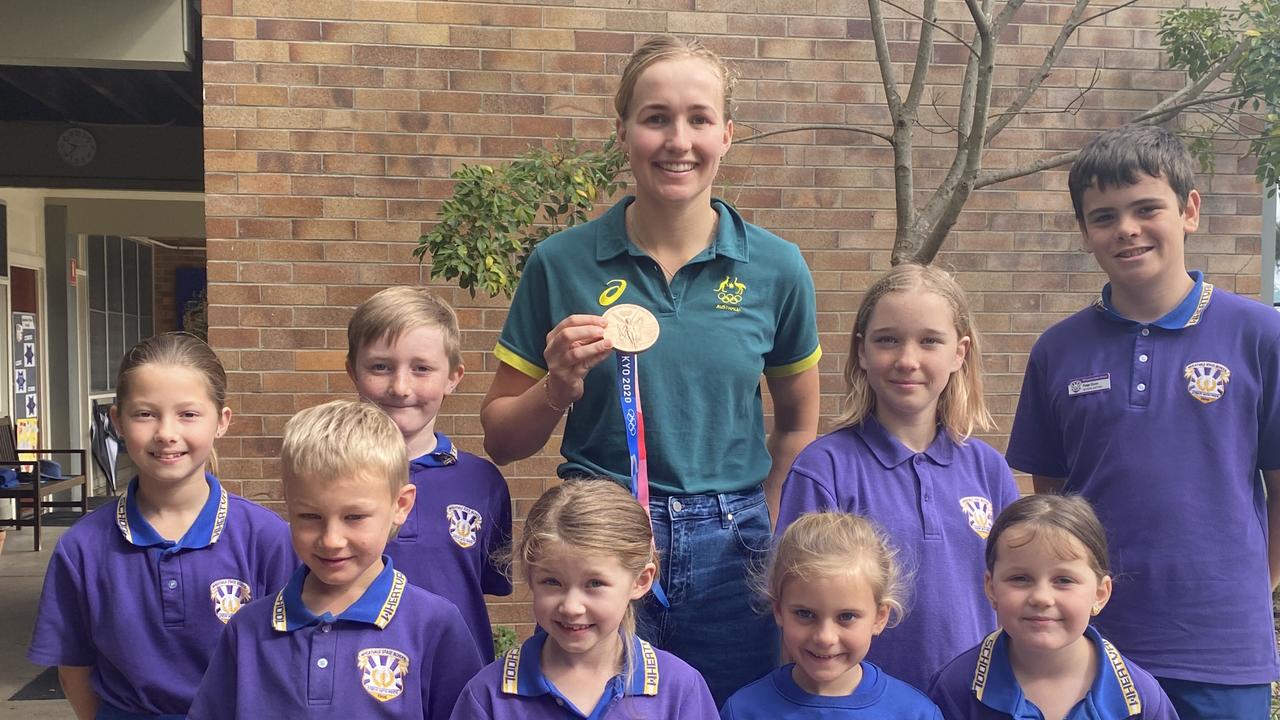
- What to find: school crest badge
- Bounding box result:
[959,496,994,539]
[210,579,252,624]
[446,504,482,549]
[358,648,410,702]
[1183,361,1230,404]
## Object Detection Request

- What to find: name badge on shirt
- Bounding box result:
[1067,373,1111,397]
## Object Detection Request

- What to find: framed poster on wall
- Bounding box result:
[13,311,38,454]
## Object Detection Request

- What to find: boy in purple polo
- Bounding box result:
[348,286,513,661]
[1007,124,1280,717]
[187,400,484,720]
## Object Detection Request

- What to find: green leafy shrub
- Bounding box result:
[415,139,627,298]
[1160,0,1280,191]
[492,625,519,660]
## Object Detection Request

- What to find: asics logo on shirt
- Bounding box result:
[599,279,627,307]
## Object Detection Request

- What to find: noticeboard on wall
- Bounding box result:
[13,311,38,451]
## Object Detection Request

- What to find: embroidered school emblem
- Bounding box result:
[358,648,410,702]
[714,276,745,313]
[446,504,483,549]
[959,496,995,539]
[1183,361,1230,404]
[210,579,252,624]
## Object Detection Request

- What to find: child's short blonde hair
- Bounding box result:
[764,512,908,627]
[281,400,407,492]
[346,287,462,370]
[836,263,992,442]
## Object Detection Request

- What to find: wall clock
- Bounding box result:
[57,127,97,167]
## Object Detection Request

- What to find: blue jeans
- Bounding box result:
[636,486,778,707]
[1154,677,1272,719]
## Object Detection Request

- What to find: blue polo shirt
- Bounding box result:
[777,416,1019,691]
[720,662,942,719]
[28,474,295,717]
[496,196,821,495]
[449,632,719,719]
[387,433,513,662]
[927,627,1178,719]
[1007,273,1280,684]
[188,557,483,719]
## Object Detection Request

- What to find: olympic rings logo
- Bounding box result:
[716,292,742,304]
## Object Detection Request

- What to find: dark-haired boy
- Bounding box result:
[1007,124,1280,717]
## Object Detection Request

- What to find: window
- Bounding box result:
[89,236,153,392]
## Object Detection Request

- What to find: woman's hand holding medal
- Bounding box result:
[542,314,612,410]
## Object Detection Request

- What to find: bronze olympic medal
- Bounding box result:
[602,304,660,353]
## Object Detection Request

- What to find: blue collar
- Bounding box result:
[852,414,955,469]
[409,433,458,471]
[971,627,1143,719]
[500,632,660,713]
[773,662,886,707]
[595,196,749,263]
[271,556,406,632]
[115,473,228,550]
[1097,270,1213,329]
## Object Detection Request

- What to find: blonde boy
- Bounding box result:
[188,400,482,719]
[346,287,513,661]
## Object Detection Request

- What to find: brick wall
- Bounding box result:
[201,0,1265,637]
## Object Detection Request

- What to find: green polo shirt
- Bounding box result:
[495,197,821,496]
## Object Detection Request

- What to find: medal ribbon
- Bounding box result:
[616,351,669,607]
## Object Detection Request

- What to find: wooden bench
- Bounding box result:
[0,416,89,551]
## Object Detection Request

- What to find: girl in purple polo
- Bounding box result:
[449,479,719,719]
[927,495,1178,719]
[777,264,1019,691]
[720,512,942,718]
[27,333,295,720]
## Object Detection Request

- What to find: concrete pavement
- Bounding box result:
[0,525,74,719]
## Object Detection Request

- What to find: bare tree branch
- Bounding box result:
[867,0,905,118]
[1136,36,1250,122]
[975,89,1253,189]
[1076,0,1144,29]
[975,150,1079,188]
[735,124,894,144]
[904,0,999,263]
[927,92,961,134]
[987,0,1094,142]
[988,65,1099,119]
[904,0,941,114]
[993,0,1030,38]
[879,0,976,57]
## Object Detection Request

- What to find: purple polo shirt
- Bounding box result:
[27,474,295,716]
[720,663,943,719]
[188,557,484,719]
[1007,273,1280,684]
[449,632,719,719]
[777,416,1019,691]
[927,627,1178,719]
[387,433,513,662]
